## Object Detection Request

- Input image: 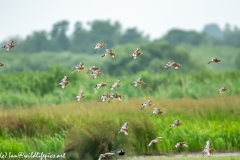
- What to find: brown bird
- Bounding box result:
[91,70,104,79]
[94,42,107,53]
[0,63,6,67]
[58,76,70,89]
[108,93,122,102]
[87,66,100,74]
[169,119,183,130]
[102,49,118,58]
[202,140,216,157]
[151,107,165,116]
[99,92,111,102]
[75,92,85,101]
[94,82,107,89]
[2,40,17,52]
[131,48,141,60]
[118,122,131,135]
[208,58,221,64]
[71,62,85,72]
[132,77,145,87]
[217,86,227,94]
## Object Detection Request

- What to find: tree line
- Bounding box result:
[1,20,240,54]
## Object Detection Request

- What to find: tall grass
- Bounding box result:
[0,96,240,159]
[0,66,240,107]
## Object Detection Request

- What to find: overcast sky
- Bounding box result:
[1,0,240,41]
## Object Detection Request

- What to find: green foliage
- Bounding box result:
[0,97,240,159]
[0,63,240,107]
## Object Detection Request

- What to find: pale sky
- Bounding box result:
[1,0,240,41]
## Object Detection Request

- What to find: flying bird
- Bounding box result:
[131,48,141,60]
[109,79,121,91]
[151,107,165,116]
[58,76,70,89]
[169,119,183,130]
[75,92,85,101]
[101,49,117,58]
[110,149,125,156]
[87,66,100,74]
[141,100,154,110]
[202,140,216,157]
[164,60,183,70]
[100,92,111,102]
[132,77,145,87]
[208,58,221,64]
[91,70,103,79]
[164,60,175,70]
[148,137,164,147]
[94,42,106,53]
[98,149,125,160]
[217,86,227,94]
[108,93,122,102]
[0,63,6,67]
[174,142,188,149]
[2,40,17,52]
[94,82,107,89]
[118,122,130,135]
[71,62,85,72]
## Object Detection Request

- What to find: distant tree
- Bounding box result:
[87,20,122,47]
[50,20,70,51]
[203,23,223,38]
[70,21,88,53]
[223,24,240,47]
[163,29,203,46]
[20,31,50,52]
[119,27,149,44]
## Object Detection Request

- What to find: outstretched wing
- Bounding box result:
[121,122,128,130]
[136,77,142,82]
[8,40,13,46]
[205,140,210,149]
[173,119,179,125]
[153,107,160,114]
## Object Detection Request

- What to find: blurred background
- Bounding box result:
[0,0,240,107]
[1,1,240,160]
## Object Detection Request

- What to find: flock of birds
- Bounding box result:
[1,40,226,159]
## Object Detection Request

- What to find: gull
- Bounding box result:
[109,79,121,91]
[2,40,17,52]
[87,66,100,74]
[202,140,216,157]
[150,107,165,116]
[217,86,227,94]
[71,62,85,72]
[141,100,154,110]
[132,77,145,87]
[58,76,70,89]
[108,93,122,102]
[91,70,103,79]
[208,58,221,64]
[118,122,130,135]
[169,119,183,131]
[75,92,85,101]
[101,49,117,58]
[94,42,107,53]
[100,92,111,102]
[131,48,141,60]
[148,137,164,147]
[94,82,107,89]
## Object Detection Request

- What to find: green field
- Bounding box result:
[0,95,240,160]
